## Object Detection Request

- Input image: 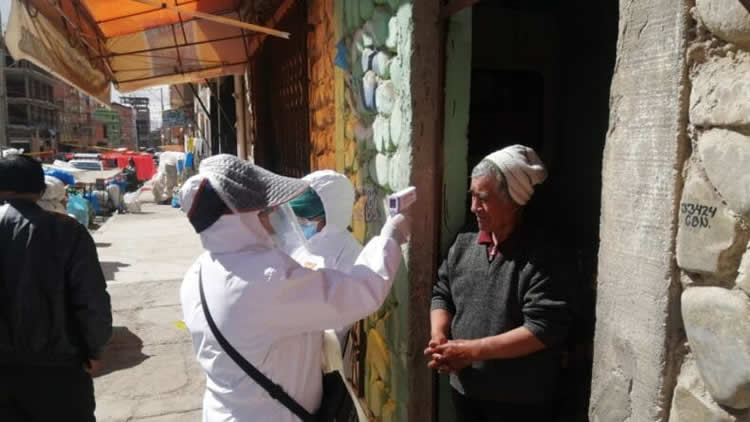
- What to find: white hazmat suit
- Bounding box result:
[301,170,363,273]
[179,156,407,422]
[297,171,364,351]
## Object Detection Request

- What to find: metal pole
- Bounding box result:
[187,82,209,149]
[0,20,7,148]
[217,78,222,154]
[234,74,246,160]
[160,87,163,144]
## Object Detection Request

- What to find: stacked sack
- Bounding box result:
[37,176,67,214]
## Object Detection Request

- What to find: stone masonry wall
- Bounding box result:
[338,1,414,421]
[308,0,336,171]
[668,1,750,421]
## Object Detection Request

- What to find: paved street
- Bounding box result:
[92,196,205,421]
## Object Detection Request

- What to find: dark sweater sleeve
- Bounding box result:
[431,247,455,314]
[68,226,113,360]
[521,251,570,347]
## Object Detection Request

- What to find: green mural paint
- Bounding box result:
[441,8,472,256]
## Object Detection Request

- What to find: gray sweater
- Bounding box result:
[431,227,570,404]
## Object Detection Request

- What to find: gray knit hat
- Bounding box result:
[183,154,309,219]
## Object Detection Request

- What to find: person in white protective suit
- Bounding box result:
[290,170,362,272]
[289,170,363,350]
[179,155,409,422]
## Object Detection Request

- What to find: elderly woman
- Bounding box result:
[179,155,409,421]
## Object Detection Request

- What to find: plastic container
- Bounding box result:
[67,194,90,227]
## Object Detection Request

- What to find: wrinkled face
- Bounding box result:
[469,174,519,234]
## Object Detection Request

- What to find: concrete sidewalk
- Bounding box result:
[93,201,205,421]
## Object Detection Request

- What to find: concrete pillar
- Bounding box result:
[590,1,690,421]
[406,2,442,421]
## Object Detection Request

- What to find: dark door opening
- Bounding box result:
[208,76,237,156]
[449,1,618,420]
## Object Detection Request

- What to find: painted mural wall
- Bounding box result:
[308,0,337,171]
[336,0,414,420]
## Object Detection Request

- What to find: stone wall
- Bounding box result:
[590,1,690,421]
[668,1,750,420]
[308,0,336,171]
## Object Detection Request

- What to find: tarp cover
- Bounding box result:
[6,0,254,104]
[102,153,156,181]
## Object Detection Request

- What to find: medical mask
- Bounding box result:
[300,221,318,240]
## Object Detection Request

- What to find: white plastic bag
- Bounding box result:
[123,191,141,213]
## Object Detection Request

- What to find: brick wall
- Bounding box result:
[308,0,336,171]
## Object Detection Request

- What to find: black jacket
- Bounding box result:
[0,200,112,366]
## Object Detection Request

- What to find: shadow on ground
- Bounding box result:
[94,326,149,378]
[100,261,131,280]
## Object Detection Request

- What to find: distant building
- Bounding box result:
[120,96,150,148]
[54,83,98,151]
[93,107,120,147]
[112,102,137,149]
[1,42,58,153]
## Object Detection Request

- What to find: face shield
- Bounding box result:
[258,202,309,257]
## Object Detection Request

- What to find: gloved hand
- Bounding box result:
[380,213,410,245]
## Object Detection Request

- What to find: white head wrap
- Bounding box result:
[483,145,547,206]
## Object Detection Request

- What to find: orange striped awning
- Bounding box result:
[5,0,289,104]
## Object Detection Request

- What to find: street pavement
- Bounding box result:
[92,194,205,421]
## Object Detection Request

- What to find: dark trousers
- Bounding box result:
[452,389,552,422]
[0,364,96,422]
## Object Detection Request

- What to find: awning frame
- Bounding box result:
[8,0,291,100]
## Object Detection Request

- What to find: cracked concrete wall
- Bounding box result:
[590,1,690,421]
[667,1,750,420]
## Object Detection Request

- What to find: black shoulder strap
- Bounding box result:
[198,270,315,422]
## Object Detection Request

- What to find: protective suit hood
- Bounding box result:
[303,170,355,232]
[199,211,275,254]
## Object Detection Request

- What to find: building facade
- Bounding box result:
[121,96,150,148]
[1,42,58,154]
[92,107,120,147]
[112,102,137,149]
[54,83,98,151]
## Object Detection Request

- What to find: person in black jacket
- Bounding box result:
[426,145,570,422]
[123,157,139,193]
[0,155,112,422]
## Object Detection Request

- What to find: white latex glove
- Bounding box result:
[380,213,410,245]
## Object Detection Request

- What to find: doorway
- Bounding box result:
[439,1,618,420]
[208,76,237,156]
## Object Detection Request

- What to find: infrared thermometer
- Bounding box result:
[388,186,417,216]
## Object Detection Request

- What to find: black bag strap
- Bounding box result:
[198,270,315,422]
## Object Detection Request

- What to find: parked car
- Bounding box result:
[72,153,102,160]
[69,159,104,171]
